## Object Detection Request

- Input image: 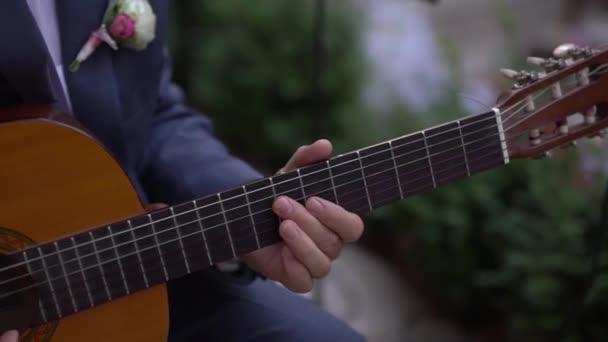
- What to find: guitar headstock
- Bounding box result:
[496,43,608,160]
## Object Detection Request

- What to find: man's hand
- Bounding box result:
[242,139,364,293]
[0,331,17,342]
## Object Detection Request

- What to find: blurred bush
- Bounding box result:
[371,148,607,341]
[169,0,367,170]
[169,1,608,341]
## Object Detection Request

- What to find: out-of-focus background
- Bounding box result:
[168,1,608,341]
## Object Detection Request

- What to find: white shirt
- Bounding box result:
[26,0,72,110]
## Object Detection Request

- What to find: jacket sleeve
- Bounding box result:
[136,47,262,205]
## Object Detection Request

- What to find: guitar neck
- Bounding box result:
[13,109,509,326]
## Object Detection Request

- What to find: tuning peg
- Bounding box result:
[528,57,565,72]
[500,69,539,88]
[554,43,578,58]
[526,57,546,66]
[500,68,519,80]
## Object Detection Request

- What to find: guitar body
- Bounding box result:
[0,108,168,341]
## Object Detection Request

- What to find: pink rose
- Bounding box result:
[109,14,136,40]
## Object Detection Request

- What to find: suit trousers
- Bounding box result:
[166,267,366,342]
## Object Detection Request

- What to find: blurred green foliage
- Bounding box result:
[169,0,366,170]
[169,1,608,340]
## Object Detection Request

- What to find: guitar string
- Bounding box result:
[0,74,581,290]
[25,64,608,320]
[2,122,508,309]
[32,74,608,310]
[11,63,608,316]
[2,65,600,304]
[0,85,539,276]
[0,117,508,288]
[23,77,608,310]
[30,143,508,315]
[3,71,566,276]
[0,68,592,294]
[0,55,600,277]
[1,130,517,304]
[16,78,604,310]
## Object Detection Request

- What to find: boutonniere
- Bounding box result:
[69,0,157,72]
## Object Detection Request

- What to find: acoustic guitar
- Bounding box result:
[1,43,608,341]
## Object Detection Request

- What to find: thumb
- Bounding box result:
[0,330,18,342]
[280,139,333,172]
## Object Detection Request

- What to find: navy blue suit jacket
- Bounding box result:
[0,0,261,205]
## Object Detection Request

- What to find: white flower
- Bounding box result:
[69,0,157,72]
[109,0,157,50]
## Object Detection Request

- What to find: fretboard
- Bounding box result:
[12,110,508,326]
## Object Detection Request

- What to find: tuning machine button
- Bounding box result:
[526,57,546,66]
[553,43,578,58]
[527,56,565,72]
[554,43,596,65]
[500,68,519,79]
[500,69,539,88]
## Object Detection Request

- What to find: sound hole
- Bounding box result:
[0,253,38,333]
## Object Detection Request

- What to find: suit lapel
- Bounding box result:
[57,0,126,163]
[0,1,61,107]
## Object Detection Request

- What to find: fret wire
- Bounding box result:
[354,144,503,200]
[243,186,261,249]
[337,152,504,209]
[421,131,437,188]
[23,252,49,323]
[148,214,169,281]
[174,114,498,221]
[5,91,563,281]
[38,247,62,318]
[269,176,278,198]
[218,194,237,259]
[296,169,307,201]
[170,207,191,274]
[49,150,506,304]
[107,226,130,295]
[71,236,94,307]
[2,123,506,295]
[5,124,506,295]
[193,200,213,265]
[89,231,112,301]
[26,147,506,310]
[0,112,506,281]
[457,120,472,176]
[388,140,404,199]
[2,121,508,304]
[326,160,339,205]
[55,241,78,313]
[128,220,149,288]
[7,78,569,303]
[356,150,373,211]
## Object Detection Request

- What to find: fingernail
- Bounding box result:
[281,221,300,241]
[307,197,323,213]
[274,197,292,216]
